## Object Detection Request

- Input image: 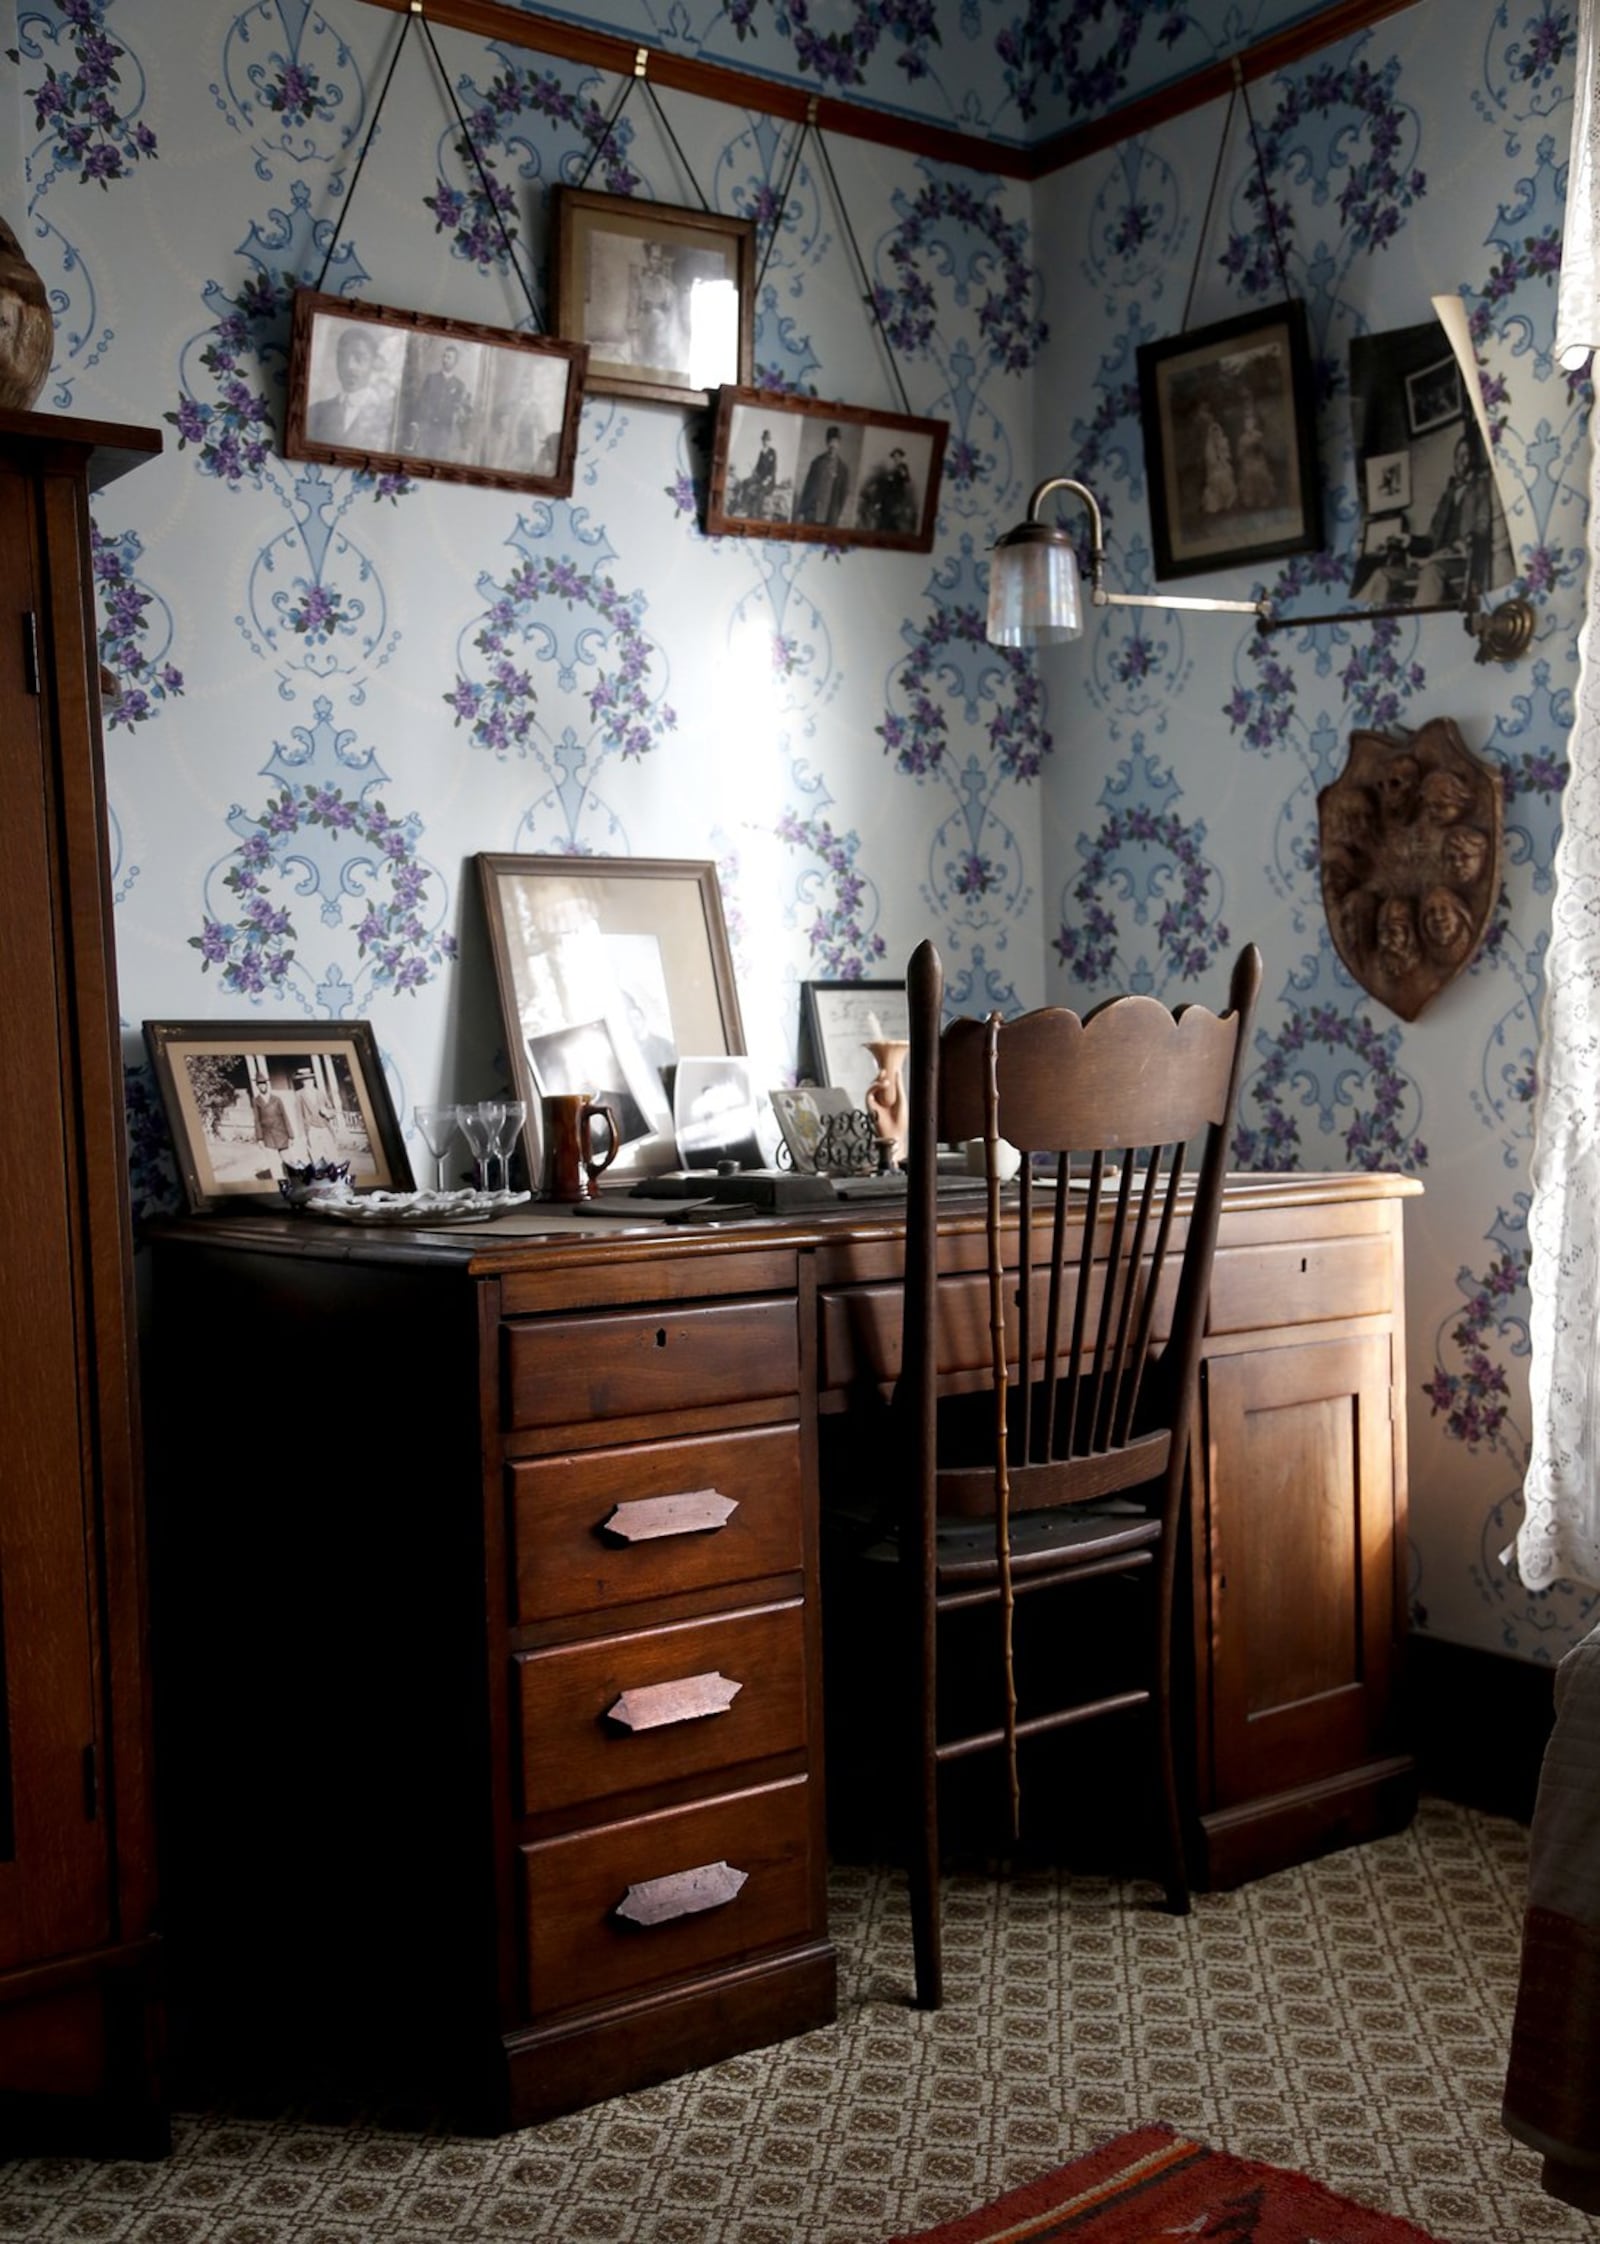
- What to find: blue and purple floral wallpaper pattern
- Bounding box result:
[1037,0,1590,1660]
[6,0,1590,1666]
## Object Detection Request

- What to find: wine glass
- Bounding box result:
[456,1102,499,1193]
[412,1103,462,1193]
[484,1099,527,1193]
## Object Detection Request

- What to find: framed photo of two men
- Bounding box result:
[707,389,948,553]
[284,288,588,498]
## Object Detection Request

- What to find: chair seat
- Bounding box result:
[933,1501,1161,1585]
[849,1498,1161,1582]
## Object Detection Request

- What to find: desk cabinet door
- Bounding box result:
[1202,1335,1401,1810]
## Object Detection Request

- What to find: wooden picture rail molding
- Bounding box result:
[358,0,1424,183]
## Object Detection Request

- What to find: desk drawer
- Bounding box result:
[511,1425,803,1624]
[504,1298,798,1432]
[517,1602,806,1815]
[1206,1235,1393,1334]
[520,1776,815,2018]
[819,1268,1177,1393]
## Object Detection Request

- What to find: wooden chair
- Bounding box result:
[888,936,1261,2008]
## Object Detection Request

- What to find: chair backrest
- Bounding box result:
[900,939,1262,1537]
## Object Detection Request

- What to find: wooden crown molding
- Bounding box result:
[358,0,1423,182]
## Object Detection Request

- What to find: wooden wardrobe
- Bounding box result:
[0,407,165,2152]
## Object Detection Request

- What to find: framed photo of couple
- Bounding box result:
[284,289,588,497]
[1136,300,1321,581]
[143,1018,411,1213]
[708,389,947,552]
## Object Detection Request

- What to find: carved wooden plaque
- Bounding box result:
[1318,716,1501,1022]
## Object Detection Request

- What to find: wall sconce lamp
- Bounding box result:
[985,475,1269,647]
[986,474,1539,666]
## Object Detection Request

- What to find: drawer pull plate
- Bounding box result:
[601,1489,737,1543]
[614,1860,748,1927]
[606,1671,742,1733]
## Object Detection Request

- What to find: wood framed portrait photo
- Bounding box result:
[551,188,755,409]
[477,853,745,1180]
[284,289,587,496]
[708,389,947,552]
[143,1018,411,1213]
[1136,300,1321,581]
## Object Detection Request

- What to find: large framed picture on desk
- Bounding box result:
[477,854,745,1180]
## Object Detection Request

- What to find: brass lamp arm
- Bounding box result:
[1023,475,1270,624]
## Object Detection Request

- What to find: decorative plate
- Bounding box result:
[299,1187,531,1225]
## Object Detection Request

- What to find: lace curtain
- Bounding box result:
[1517,0,1600,1590]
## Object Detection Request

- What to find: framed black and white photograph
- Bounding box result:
[551,188,755,409]
[1406,352,1463,436]
[708,388,948,552]
[477,853,744,1179]
[1136,300,1321,581]
[284,288,587,495]
[799,978,909,1115]
[1364,450,1412,515]
[143,1018,411,1213]
[672,1055,767,1170]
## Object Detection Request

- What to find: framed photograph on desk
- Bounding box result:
[478,853,745,1180]
[800,979,908,1116]
[142,1017,411,1212]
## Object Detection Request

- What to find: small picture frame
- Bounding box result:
[770,1083,854,1174]
[707,389,947,552]
[477,853,744,1181]
[799,978,909,1116]
[1364,449,1412,516]
[1405,353,1463,437]
[284,288,587,496]
[672,1054,766,1170]
[1136,300,1321,581]
[551,187,755,409]
[143,1018,412,1214]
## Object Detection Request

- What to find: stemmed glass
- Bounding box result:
[483,1099,527,1193]
[412,1103,462,1193]
[456,1102,500,1193]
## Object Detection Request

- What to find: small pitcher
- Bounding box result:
[539,1092,621,1202]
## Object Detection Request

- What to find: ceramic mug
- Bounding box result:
[540,1092,621,1202]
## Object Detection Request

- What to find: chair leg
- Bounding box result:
[908,1813,943,2009]
[1151,1627,1190,1915]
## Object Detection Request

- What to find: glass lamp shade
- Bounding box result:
[984,523,1085,646]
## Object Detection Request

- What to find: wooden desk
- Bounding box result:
[146,1170,1417,2128]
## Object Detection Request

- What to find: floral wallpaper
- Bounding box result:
[6,0,1591,1668]
[1037,0,1591,1662]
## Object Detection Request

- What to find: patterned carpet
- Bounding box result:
[0,1799,1584,2244]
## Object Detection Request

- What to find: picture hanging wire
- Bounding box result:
[1180,56,1291,333]
[760,104,915,419]
[572,46,715,214]
[312,0,543,331]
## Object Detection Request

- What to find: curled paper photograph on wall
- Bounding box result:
[1347,305,1515,611]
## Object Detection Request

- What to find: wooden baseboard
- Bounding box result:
[1407,1634,1557,1825]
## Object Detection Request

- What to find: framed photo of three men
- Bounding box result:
[285,289,588,497]
[708,388,948,553]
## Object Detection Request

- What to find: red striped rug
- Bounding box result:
[889,2124,1443,2242]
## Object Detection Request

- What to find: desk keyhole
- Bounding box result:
[656,1328,668,1347]
[1300,1257,1308,1273]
